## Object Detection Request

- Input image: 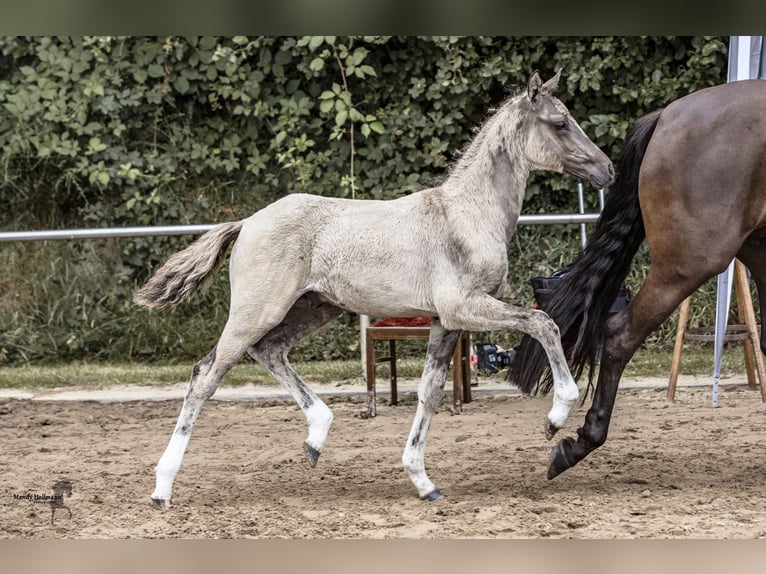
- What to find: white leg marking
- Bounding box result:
[150,345,235,506]
[152,430,192,503]
[402,411,439,499]
[304,400,334,453]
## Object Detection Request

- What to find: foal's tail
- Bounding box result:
[510,109,663,396]
[134,221,243,308]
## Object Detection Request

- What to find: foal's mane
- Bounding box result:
[410,86,530,193]
[444,87,530,185]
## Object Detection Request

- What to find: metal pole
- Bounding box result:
[712,260,735,408]
[577,180,587,248]
[0,225,215,242]
[0,214,603,244]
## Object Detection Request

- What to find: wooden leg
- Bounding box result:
[365,331,376,417]
[734,259,766,401]
[389,339,398,405]
[734,262,757,389]
[461,334,472,404]
[668,297,691,402]
[452,343,462,413]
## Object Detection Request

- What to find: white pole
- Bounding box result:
[737,36,752,81]
[712,260,735,407]
[577,179,587,248]
[710,36,758,405]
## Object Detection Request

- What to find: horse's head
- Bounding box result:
[523,70,614,189]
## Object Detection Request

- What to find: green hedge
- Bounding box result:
[0,36,730,365]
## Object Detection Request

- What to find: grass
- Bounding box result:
[0,342,751,390]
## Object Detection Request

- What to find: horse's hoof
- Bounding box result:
[545,419,560,441]
[304,442,321,468]
[421,489,445,502]
[547,439,573,480]
[151,497,170,510]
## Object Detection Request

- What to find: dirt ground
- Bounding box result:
[3,382,766,539]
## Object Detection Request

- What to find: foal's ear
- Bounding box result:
[541,68,563,95]
[527,71,544,102]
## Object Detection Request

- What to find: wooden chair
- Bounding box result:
[365,325,472,417]
[668,259,766,401]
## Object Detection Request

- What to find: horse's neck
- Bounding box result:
[443,125,529,243]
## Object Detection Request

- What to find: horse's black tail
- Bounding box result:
[510,108,663,396]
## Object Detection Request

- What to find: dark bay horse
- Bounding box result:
[136,71,613,507]
[512,79,766,479]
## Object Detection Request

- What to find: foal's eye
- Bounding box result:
[553,120,567,131]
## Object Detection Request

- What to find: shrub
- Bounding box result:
[0,36,730,365]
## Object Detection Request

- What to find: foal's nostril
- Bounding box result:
[608,163,615,177]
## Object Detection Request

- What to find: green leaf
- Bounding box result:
[319,99,334,113]
[349,108,364,122]
[147,64,164,78]
[87,137,107,154]
[199,36,217,50]
[173,76,190,94]
[369,121,385,134]
[309,58,325,72]
[335,109,348,127]
[308,36,324,51]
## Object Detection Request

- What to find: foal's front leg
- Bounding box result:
[401,321,461,500]
[442,294,580,439]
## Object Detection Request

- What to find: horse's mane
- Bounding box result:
[444,87,529,186]
[408,86,528,194]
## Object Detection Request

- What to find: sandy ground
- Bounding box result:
[2,375,766,539]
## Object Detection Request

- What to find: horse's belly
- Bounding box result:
[311,259,435,317]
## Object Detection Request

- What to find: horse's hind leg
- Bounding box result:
[547,265,713,479]
[735,243,766,355]
[401,320,461,500]
[247,293,342,467]
[152,338,246,508]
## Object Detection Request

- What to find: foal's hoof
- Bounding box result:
[547,439,573,480]
[421,489,445,502]
[151,497,170,510]
[304,442,321,468]
[544,419,560,441]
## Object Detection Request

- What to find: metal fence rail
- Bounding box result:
[0,214,600,243]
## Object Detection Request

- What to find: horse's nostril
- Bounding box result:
[608,163,615,177]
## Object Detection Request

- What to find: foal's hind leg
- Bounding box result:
[152,300,297,508]
[402,320,461,500]
[152,340,244,508]
[247,293,342,467]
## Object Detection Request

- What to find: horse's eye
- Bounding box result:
[553,120,567,131]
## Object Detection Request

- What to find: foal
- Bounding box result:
[136,70,613,506]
